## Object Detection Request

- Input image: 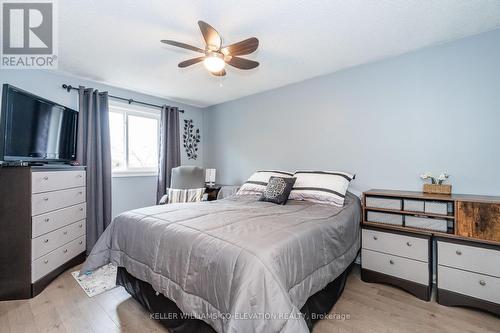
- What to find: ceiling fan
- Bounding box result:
[161,21,259,76]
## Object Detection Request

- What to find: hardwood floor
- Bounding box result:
[1,265,499,333]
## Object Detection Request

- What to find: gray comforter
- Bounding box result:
[82,192,361,333]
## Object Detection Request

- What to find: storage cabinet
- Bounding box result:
[362,189,500,315]
[0,166,87,301]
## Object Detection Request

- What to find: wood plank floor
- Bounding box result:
[1,265,499,333]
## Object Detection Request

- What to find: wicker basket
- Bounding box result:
[423,184,452,195]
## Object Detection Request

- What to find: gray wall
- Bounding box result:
[0,69,205,217]
[205,29,500,196]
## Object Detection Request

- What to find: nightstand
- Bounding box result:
[205,186,221,201]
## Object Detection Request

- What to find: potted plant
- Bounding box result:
[420,171,451,194]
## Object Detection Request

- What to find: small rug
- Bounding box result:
[71,263,118,297]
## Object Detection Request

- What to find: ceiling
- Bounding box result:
[58,0,500,107]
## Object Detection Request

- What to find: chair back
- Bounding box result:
[170,166,205,189]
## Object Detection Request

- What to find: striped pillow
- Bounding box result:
[165,188,205,204]
[289,171,355,206]
[237,170,294,195]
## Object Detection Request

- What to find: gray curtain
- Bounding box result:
[77,87,112,254]
[156,106,181,203]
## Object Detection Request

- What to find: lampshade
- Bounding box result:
[205,168,216,184]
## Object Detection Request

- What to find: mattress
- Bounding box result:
[82,192,361,333]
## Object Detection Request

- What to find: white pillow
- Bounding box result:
[160,188,206,204]
[237,170,294,195]
[289,171,355,206]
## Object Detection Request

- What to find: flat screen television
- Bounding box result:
[0,84,78,163]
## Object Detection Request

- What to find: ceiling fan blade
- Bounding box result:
[222,37,259,56]
[198,21,222,50]
[211,69,226,77]
[227,57,259,70]
[161,40,205,53]
[178,57,205,68]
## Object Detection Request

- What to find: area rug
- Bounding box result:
[71,263,118,297]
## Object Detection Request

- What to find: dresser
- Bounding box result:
[0,166,87,300]
[361,189,500,316]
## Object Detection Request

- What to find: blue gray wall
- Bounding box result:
[205,29,500,196]
[0,69,205,217]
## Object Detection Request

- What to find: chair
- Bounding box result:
[159,166,206,204]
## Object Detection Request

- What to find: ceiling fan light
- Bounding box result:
[203,55,225,73]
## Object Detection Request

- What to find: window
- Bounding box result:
[109,102,160,176]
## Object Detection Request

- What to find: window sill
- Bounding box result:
[112,172,158,178]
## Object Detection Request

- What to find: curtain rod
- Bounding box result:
[61,84,184,113]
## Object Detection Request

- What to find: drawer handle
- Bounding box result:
[79,208,84,211]
[79,240,83,245]
[43,259,49,264]
[79,224,83,228]
[43,176,49,180]
[389,259,394,265]
[406,242,412,247]
[456,250,462,256]
[63,249,68,253]
[44,218,50,222]
[63,231,68,235]
[44,239,49,243]
[479,280,486,286]
[373,236,378,240]
[77,174,83,178]
[43,197,49,201]
[78,191,83,195]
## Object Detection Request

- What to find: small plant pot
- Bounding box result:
[423,184,452,195]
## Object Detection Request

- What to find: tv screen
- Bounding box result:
[0,85,78,162]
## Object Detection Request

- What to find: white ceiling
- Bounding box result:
[58,0,500,107]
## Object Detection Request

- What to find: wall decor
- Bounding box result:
[183,119,201,160]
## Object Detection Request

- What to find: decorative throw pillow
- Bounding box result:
[160,188,206,204]
[258,176,296,205]
[237,170,294,196]
[289,171,355,206]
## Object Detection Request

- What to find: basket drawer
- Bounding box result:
[361,249,429,285]
[405,215,447,232]
[404,200,424,212]
[424,201,450,215]
[366,211,403,226]
[438,241,500,278]
[438,265,500,305]
[362,229,429,262]
[365,197,402,210]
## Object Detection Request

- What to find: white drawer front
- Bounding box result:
[438,241,500,278]
[32,170,86,194]
[32,187,86,216]
[32,203,86,238]
[361,249,429,285]
[362,229,429,262]
[405,215,447,232]
[438,265,500,304]
[32,235,86,282]
[32,220,86,260]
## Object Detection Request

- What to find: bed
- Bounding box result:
[82,192,361,333]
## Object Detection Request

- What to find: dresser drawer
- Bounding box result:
[32,203,86,238]
[366,211,403,226]
[32,171,86,194]
[361,249,429,285]
[32,187,86,216]
[32,235,86,282]
[362,229,429,262]
[438,241,500,278]
[365,197,402,210]
[438,265,500,305]
[32,220,86,260]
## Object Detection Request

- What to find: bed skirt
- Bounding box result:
[116,262,353,332]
